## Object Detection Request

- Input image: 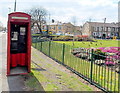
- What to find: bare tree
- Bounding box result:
[26,7,48,34]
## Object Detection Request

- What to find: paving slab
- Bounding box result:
[1,33,27,92]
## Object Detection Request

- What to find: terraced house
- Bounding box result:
[82,22,119,39]
[31,21,82,35]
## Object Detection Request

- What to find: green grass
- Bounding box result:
[32,34,41,36]
[25,63,60,91]
[54,40,119,48]
[26,49,94,91]
[32,40,119,92]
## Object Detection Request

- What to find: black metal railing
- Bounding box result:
[32,37,120,93]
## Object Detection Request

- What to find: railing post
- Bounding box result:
[41,42,42,52]
[118,61,120,92]
[62,43,65,64]
[35,37,37,48]
[49,41,51,56]
[90,49,94,84]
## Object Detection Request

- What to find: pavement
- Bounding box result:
[0,32,3,92]
[0,32,8,92]
[0,32,26,92]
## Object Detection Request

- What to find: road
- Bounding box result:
[0,32,8,92]
[0,32,27,92]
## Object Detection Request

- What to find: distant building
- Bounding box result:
[48,22,64,34]
[82,22,119,38]
[31,21,82,35]
[48,22,81,35]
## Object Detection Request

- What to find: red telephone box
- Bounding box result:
[7,12,31,75]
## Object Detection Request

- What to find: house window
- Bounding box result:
[108,27,111,31]
[116,28,118,31]
[58,26,61,30]
[97,27,99,31]
[101,27,104,31]
[106,27,108,31]
[93,32,96,36]
[54,26,55,30]
[112,27,115,31]
[93,27,96,31]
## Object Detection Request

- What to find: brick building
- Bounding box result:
[82,22,119,38]
[31,22,82,35]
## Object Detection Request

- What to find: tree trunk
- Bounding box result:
[36,22,43,34]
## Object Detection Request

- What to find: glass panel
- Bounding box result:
[11,32,18,40]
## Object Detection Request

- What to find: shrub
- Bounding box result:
[93,49,106,60]
[52,36,73,41]
[71,49,80,55]
[81,56,87,59]
[81,54,88,59]
[105,61,115,66]
[75,53,81,58]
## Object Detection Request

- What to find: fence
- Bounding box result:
[32,39,120,93]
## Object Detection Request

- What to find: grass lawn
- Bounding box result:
[54,40,119,48]
[32,39,119,92]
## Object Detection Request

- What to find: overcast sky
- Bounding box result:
[0,0,119,27]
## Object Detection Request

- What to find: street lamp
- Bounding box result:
[14,0,16,12]
[103,18,106,39]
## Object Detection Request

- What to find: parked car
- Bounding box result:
[2,31,6,33]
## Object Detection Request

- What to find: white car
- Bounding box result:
[2,31,5,33]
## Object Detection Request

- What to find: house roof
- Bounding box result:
[86,22,118,27]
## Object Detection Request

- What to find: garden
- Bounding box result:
[32,38,120,92]
[52,35,93,41]
[71,47,120,73]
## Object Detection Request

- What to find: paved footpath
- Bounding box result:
[0,33,27,92]
[0,32,9,92]
[0,32,3,92]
